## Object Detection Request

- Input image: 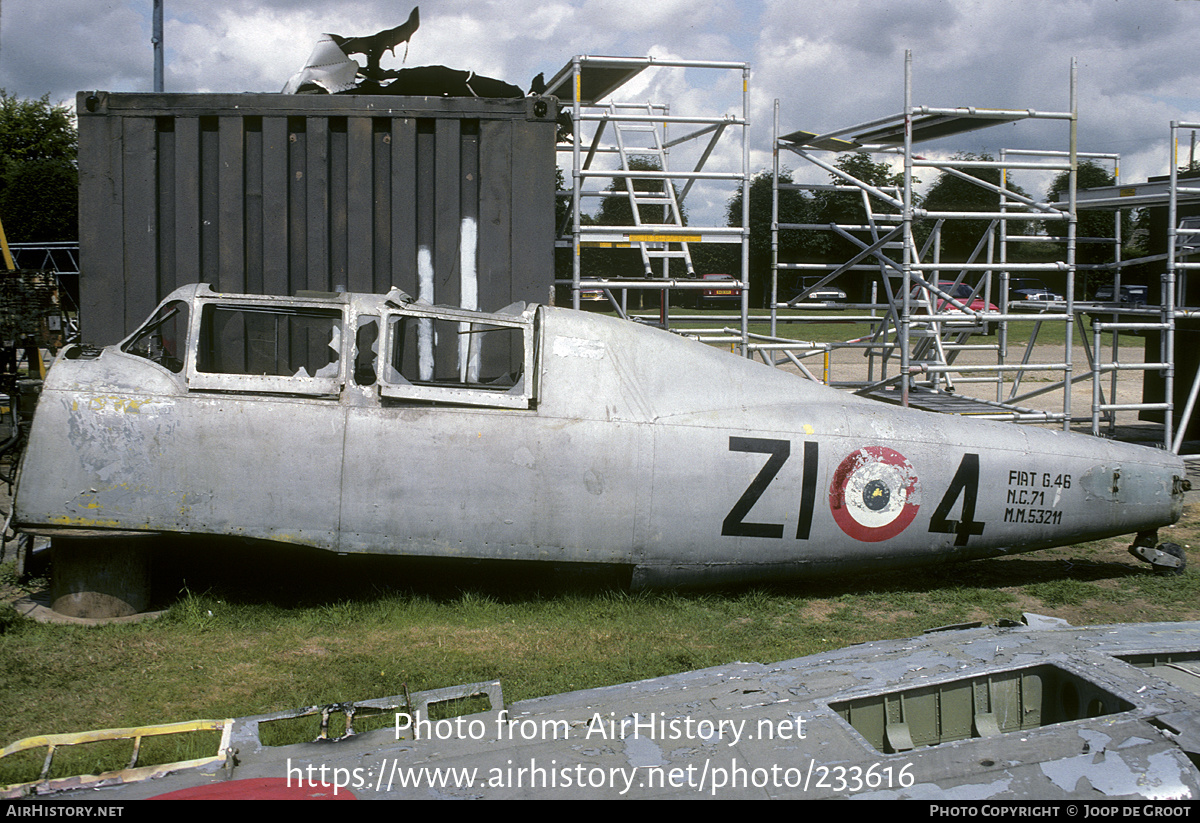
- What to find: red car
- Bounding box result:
[910,281,998,314]
[910,281,998,333]
[701,274,742,305]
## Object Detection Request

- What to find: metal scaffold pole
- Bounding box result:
[901,49,913,408]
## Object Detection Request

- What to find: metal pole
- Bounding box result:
[0,217,16,271]
[571,57,581,311]
[1167,122,1180,450]
[153,0,164,93]
[901,50,913,408]
[1092,319,1102,436]
[999,149,1009,404]
[1063,57,1077,432]
[771,99,780,342]
[1109,154,1121,436]
[740,64,751,357]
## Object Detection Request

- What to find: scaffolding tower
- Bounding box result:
[770,54,1200,454]
[770,53,1089,429]
[1063,122,1200,452]
[544,55,751,345]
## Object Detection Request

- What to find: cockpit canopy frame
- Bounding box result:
[120,283,539,409]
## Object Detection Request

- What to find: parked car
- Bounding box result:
[1093,284,1149,307]
[788,277,847,305]
[578,281,608,304]
[700,274,742,306]
[1008,278,1062,302]
[910,281,998,314]
[910,281,998,334]
[567,278,619,310]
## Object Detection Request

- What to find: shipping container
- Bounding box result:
[78,91,558,345]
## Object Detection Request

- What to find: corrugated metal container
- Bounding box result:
[77,91,558,344]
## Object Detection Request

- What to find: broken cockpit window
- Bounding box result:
[379,307,534,409]
[187,304,344,396]
[122,300,190,373]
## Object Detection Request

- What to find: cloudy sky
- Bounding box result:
[1,0,1198,224]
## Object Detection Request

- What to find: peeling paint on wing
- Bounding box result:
[623,734,665,769]
[1079,727,1114,752]
[956,634,1037,663]
[1040,747,1196,798]
[21,621,1200,799]
[840,649,959,685]
[1117,736,1157,749]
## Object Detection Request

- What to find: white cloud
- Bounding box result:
[0,2,151,101]
[1,0,1197,223]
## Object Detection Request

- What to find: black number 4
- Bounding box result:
[929,453,985,546]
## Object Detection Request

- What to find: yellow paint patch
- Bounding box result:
[48,515,125,529]
[77,395,172,414]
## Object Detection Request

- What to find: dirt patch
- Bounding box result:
[795,600,839,622]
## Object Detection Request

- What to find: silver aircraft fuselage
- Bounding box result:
[12,284,1188,586]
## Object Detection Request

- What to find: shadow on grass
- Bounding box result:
[111,534,1158,613]
[145,536,635,610]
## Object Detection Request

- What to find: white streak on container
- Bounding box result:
[417,246,434,381]
[459,217,480,383]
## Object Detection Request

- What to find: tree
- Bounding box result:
[594,155,686,228]
[1045,161,1129,268]
[584,156,688,306]
[803,153,907,301]
[917,153,1027,263]
[0,91,78,243]
[812,152,905,233]
[721,168,821,306]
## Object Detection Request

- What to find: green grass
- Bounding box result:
[1024,579,1106,608]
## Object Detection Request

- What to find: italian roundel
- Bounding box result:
[829,447,921,542]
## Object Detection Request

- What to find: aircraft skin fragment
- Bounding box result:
[10,284,1187,587]
[19,620,1200,799]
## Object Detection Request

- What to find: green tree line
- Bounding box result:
[0,90,78,244]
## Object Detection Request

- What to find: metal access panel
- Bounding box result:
[77,92,558,345]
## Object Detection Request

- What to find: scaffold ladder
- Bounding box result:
[610,104,695,277]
